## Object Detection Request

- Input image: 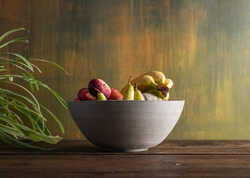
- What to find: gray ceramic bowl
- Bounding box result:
[69,100,184,152]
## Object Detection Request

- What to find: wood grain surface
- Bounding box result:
[1,140,250,155]
[1,140,250,177]
[0,0,250,139]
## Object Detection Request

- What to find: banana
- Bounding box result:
[131,75,158,92]
[134,86,145,100]
[97,92,107,100]
[164,78,173,89]
[121,81,134,100]
[163,92,170,101]
[120,72,173,100]
[146,71,166,85]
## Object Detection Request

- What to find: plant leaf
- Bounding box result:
[0,27,25,42]
[8,53,33,71]
[38,81,68,109]
[31,58,68,75]
[0,116,61,144]
[0,123,25,138]
[0,57,37,72]
[0,86,37,107]
[0,37,27,49]
[41,104,64,134]
[0,129,49,150]
[0,28,66,149]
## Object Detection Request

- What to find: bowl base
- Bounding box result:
[98,146,149,152]
[121,148,148,152]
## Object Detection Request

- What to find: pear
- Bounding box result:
[97,92,107,100]
[131,75,158,92]
[121,80,134,100]
[146,71,166,85]
[134,86,145,100]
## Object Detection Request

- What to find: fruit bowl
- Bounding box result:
[69,100,184,152]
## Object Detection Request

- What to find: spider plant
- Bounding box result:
[0,27,67,150]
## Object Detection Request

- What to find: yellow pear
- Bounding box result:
[134,86,145,100]
[97,92,107,100]
[121,81,134,100]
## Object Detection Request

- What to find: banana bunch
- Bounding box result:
[121,71,173,101]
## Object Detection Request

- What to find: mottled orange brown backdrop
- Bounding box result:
[1,0,250,139]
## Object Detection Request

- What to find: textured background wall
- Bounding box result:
[1,0,250,139]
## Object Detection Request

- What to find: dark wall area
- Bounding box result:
[1,0,250,139]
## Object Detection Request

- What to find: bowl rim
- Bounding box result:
[69,100,185,103]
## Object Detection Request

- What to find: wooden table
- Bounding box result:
[1,140,250,177]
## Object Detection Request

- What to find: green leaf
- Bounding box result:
[0,74,26,80]
[41,104,64,134]
[8,53,33,71]
[38,81,68,110]
[0,57,38,72]
[0,87,39,111]
[14,101,45,122]
[0,74,39,92]
[0,37,27,49]
[0,96,44,122]
[31,58,69,75]
[0,116,61,144]
[0,27,25,42]
[0,123,25,138]
[0,61,27,73]
[0,129,49,150]
[6,110,23,124]
[0,28,67,149]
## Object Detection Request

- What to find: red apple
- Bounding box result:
[109,88,123,100]
[88,79,111,98]
[77,88,96,100]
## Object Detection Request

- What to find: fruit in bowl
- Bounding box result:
[120,71,173,101]
[75,71,173,101]
[77,88,96,101]
[88,78,111,98]
[70,71,182,152]
[109,88,123,100]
